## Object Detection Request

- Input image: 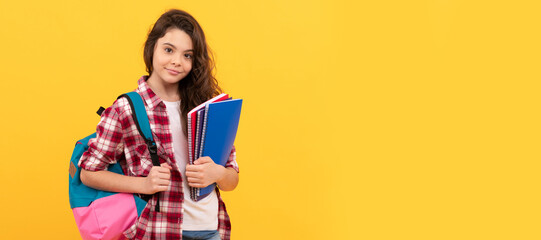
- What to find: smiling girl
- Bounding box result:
[78,9,239,240]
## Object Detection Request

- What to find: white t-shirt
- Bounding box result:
[163,100,218,230]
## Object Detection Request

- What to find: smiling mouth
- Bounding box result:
[166,68,181,75]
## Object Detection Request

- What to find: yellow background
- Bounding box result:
[0,0,540,239]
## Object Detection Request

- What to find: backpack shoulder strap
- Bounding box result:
[118,91,162,212]
[117,92,160,167]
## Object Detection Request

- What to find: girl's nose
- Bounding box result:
[171,54,182,66]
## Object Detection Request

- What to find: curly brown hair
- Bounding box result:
[143,9,222,137]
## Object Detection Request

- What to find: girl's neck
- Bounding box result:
[146,74,181,102]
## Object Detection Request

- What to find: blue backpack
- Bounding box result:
[68,92,160,240]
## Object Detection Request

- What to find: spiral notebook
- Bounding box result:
[187,93,229,167]
[187,96,242,201]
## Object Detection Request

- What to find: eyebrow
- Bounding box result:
[163,42,193,52]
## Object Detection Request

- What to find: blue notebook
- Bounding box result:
[192,98,243,201]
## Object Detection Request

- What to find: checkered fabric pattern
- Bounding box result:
[79,76,239,240]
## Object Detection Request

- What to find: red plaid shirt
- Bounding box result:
[79,76,239,240]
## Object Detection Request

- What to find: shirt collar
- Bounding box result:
[137,75,164,111]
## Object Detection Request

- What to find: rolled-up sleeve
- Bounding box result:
[79,105,124,171]
[224,145,239,173]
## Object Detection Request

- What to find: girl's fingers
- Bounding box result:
[149,170,170,179]
[187,177,201,183]
[188,182,209,188]
[156,185,168,192]
[195,157,212,165]
[150,174,171,183]
[185,172,203,179]
[161,163,173,169]
[158,179,170,186]
[151,177,169,184]
[185,165,198,172]
[158,172,171,180]
[152,180,170,189]
[157,167,172,174]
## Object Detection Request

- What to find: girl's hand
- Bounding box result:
[143,163,172,194]
[185,157,225,188]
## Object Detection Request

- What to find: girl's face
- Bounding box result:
[150,28,194,85]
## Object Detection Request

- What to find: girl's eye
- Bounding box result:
[185,54,193,59]
[165,48,173,53]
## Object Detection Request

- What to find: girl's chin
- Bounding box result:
[159,75,183,84]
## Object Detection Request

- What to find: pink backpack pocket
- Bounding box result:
[72,193,139,240]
